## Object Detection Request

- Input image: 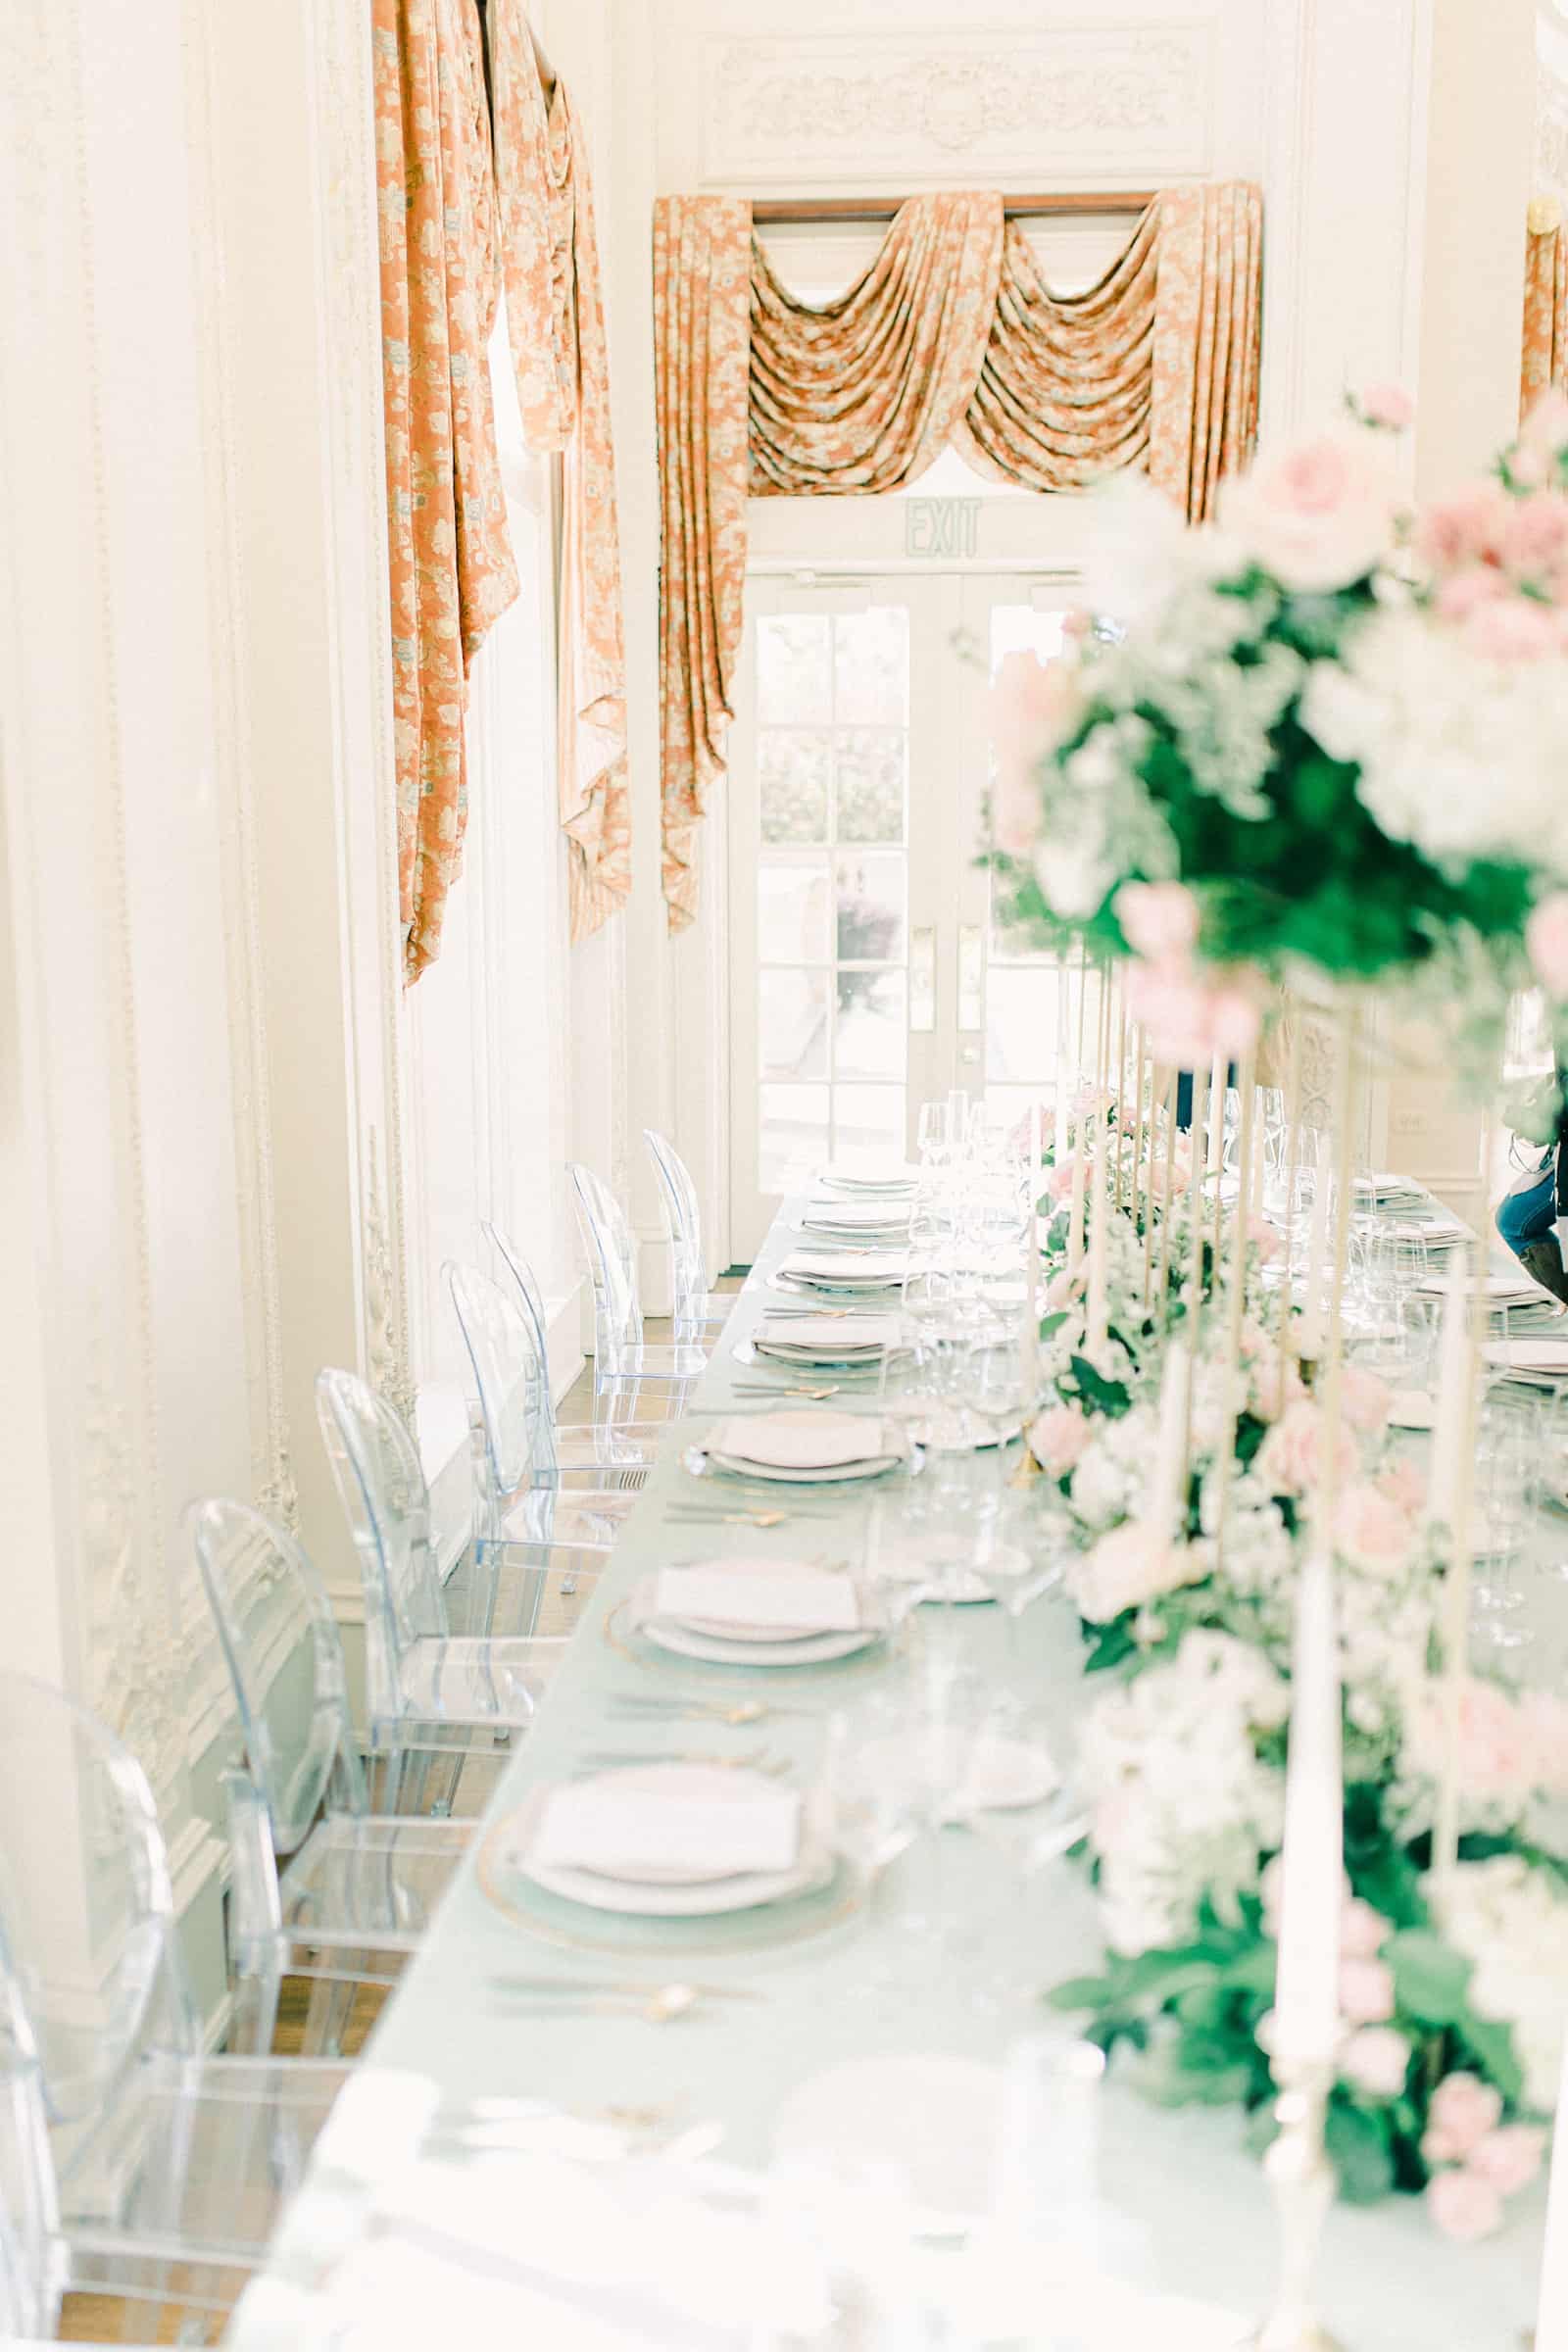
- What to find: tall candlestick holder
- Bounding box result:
[1250,2056,1345,2352]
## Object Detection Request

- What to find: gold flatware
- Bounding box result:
[573,1747,793,1776]
[487,1984,715,2026]
[610,1695,808,1726]
[488,1974,762,2002]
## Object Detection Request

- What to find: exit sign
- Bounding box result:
[905,498,980,559]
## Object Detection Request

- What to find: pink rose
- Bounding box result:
[1357,381,1414,432]
[1468,2125,1546,2198]
[1376,1457,1426,1516]
[1423,2073,1503,2164]
[1255,1400,1356,1498]
[1340,1895,1390,1961]
[1341,2026,1411,2098]
[1115,881,1200,963]
[1030,1403,1094,1480]
[1465,593,1560,663]
[1125,959,1263,1069]
[1335,1483,1414,1580]
[1528,893,1568,999]
[1221,425,1397,593]
[1245,1343,1307,1425]
[989,652,1083,854]
[1427,2167,1504,2243]
[1340,1366,1392,1436]
[1339,1957,1396,2026]
[1500,489,1568,588]
[1069,1521,1207,1625]
[1047,1152,1082,1205]
[1407,1678,1561,1812]
[1416,480,1512,577]
[1434,565,1508,622]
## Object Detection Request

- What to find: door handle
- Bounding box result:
[910,925,936,1033]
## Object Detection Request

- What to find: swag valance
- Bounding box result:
[1523,197,1568,421]
[655,183,1263,932]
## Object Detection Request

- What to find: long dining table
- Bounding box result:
[358,1193,1545,2349]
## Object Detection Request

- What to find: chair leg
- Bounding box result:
[228,1947,282,2057]
[302,1957,362,2058]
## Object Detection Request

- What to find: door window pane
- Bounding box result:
[759,614,832,724]
[834,1084,905,1159]
[760,729,830,843]
[833,606,908,724]
[986,963,1055,1082]
[835,850,906,962]
[759,858,831,962]
[836,969,906,1078]
[761,1083,829,1194]
[760,970,830,1083]
[836,729,906,844]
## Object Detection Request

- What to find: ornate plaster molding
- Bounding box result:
[699,24,1213,188]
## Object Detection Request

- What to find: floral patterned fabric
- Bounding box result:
[654,196,752,933]
[490,9,629,937]
[654,184,1261,929]
[955,207,1159,489]
[750,194,1004,494]
[1148,181,1262,525]
[374,0,518,984]
[1522,208,1567,422]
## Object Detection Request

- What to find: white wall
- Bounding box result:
[0,0,402,2031]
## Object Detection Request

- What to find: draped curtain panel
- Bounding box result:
[490,7,629,940]
[373,0,518,985]
[1522,206,1568,422]
[653,181,1262,932]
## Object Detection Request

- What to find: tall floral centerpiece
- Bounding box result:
[987,392,1568,2285]
[989,387,1568,1064]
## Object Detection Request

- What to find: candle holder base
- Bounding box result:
[1247,2322,1346,2352]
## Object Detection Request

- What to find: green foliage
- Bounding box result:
[1065,1355,1133,1419]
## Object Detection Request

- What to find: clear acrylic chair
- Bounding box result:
[0,1673,350,2331]
[482,1219,672,1469]
[316,1367,596,1815]
[189,1496,476,2061]
[447,1256,647,1552]
[567,1161,708,1418]
[643,1128,731,1342]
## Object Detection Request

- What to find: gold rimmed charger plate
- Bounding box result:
[476,1807,868,1957]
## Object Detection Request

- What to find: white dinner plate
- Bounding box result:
[695,1446,907,1486]
[508,1767,825,1916]
[640,1615,881,1667]
[643,1559,869,1644]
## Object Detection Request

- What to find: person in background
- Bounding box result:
[1495,1072,1568,1306]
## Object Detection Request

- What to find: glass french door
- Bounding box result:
[727,570,1078,1259]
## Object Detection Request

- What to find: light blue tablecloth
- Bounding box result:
[364,1200,1546,2348]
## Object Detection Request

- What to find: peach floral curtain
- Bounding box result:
[1523,201,1568,422]
[654,196,752,933]
[654,182,1262,929]
[491,8,629,939]
[374,0,518,984]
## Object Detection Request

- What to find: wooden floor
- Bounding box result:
[60,1306,739,2341]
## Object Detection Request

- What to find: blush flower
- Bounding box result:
[1341,2026,1410,2098]
[1527,893,1568,999]
[1335,1483,1414,1580]
[1069,1521,1207,1625]
[1255,1400,1357,1498]
[1468,2125,1546,2198]
[1427,2167,1504,2243]
[1357,381,1414,432]
[1030,1402,1094,1480]
[1115,880,1201,963]
[1422,2073,1503,2164]
[1339,1957,1396,2025]
[1222,425,1397,593]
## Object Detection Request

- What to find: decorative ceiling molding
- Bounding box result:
[698,24,1214,190]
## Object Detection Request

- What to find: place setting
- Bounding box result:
[681,1406,920,1488]
[769,1246,910,1298]
[476,1746,869,1957]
